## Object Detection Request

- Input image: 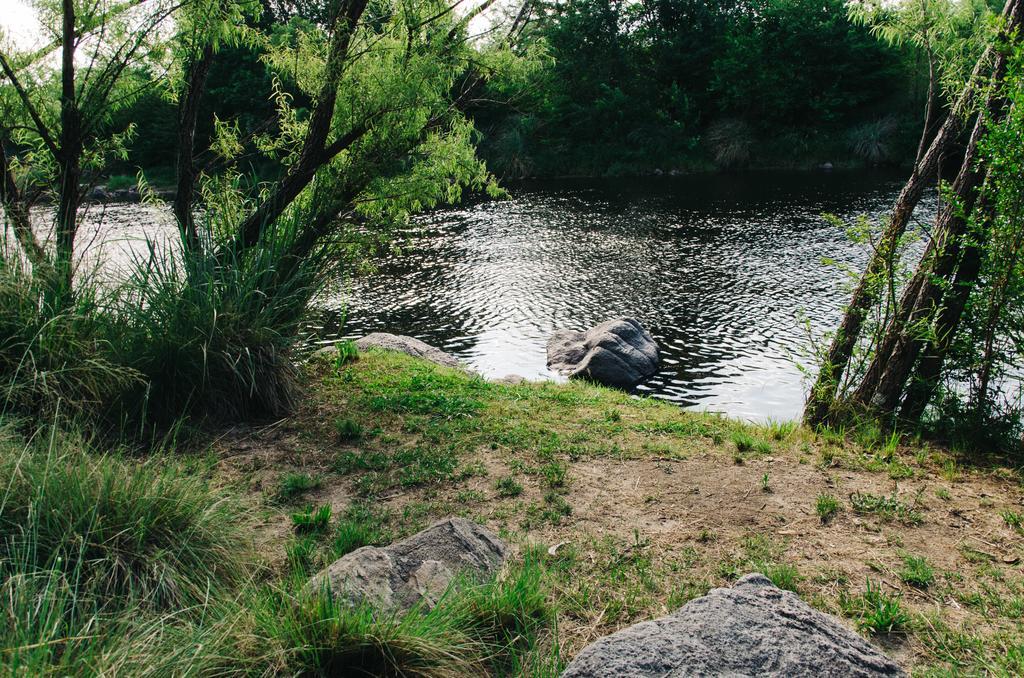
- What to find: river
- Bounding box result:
[70,169,928,422]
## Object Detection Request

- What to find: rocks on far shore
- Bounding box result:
[85,184,176,204]
[561,573,905,678]
[354,332,464,370]
[547,317,659,389]
[307,517,507,612]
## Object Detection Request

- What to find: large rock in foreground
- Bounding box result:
[354,332,463,370]
[308,517,507,612]
[547,318,659,389]
[562,573,904,678]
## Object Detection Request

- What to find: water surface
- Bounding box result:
[314,170,924,421]
[56,170,926,421]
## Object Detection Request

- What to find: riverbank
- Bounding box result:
[212,348,1023,674]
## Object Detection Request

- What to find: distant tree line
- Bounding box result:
[472,0,1001,177]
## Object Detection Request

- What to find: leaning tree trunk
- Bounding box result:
[173,44,214,252]
[857,0,1023,417]
[803,101,971,425]
[803,0,1023,427]
[899,221,988,422]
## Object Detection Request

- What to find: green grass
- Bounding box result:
[333,503,392,558]
[849,491,923,525]
[292,504,333,535]
[0,423,252,673]
[899,553,935,588]
[763,418,797,441]
[840,579,910,635]
[495,476,525,498]
[1001,510,1023,532]
[732,430,771,455]
[276,472,322,503]
[256,558,552,676]
[334,416,365,442]
[816,493,841,524]
[717,534,801,592]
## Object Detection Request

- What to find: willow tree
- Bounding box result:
[804,0,1024,429]
[0,0,180,300]
[113,0,530,421]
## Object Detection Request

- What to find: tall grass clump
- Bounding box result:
[0,421,255,673]
[257,558,552,676]
[0,423,250,610]
[114,208,336,423]
[0,241,139,422]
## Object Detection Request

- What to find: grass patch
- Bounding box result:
[816,493,841,524]
[276,472,323,504]
[257,558,552,676]
[849,491,923,525]
[333,503,393,558]
[899,553,934,588]
[495,476,524,498]
[292,504,333,535]
[717,534,801,592]
[840,579,910,635]
[334,416,364,442]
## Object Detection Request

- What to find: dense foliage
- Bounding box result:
[475,0,952,176]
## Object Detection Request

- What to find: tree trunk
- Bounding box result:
[899,232,986,422]
[803,104,969,425]
[54,0,81,299]
[229,0,368,255]
[803,0,1022,426]
[0,139,50,271]
[173,44,214,251]
[859,0,1023,416]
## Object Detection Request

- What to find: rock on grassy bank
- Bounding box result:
[214,347,1024,675]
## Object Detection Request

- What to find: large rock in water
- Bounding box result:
[547,318,659,389]
[561,573,904,678]
[354,332,463,370]
[308,517,507,612]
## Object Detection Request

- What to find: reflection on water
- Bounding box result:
[64,170,930,422]
[319,171,931,421]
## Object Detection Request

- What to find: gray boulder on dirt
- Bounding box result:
[561,573,905,678]
[308,517,507,612]
[355,332,464,370]
[547,318,659,389]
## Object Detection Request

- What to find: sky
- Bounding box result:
[0,0,503,50]
[0,0,43,49]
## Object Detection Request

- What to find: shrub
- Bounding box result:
[112,209,336,424]
[847,116,898,164]
[707,118,754,168]
[0,244,140,421]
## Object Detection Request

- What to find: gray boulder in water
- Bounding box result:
[561,573,905,678]
[355,332,464,370]
[547,317,659,389]
[308,517,507,612]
